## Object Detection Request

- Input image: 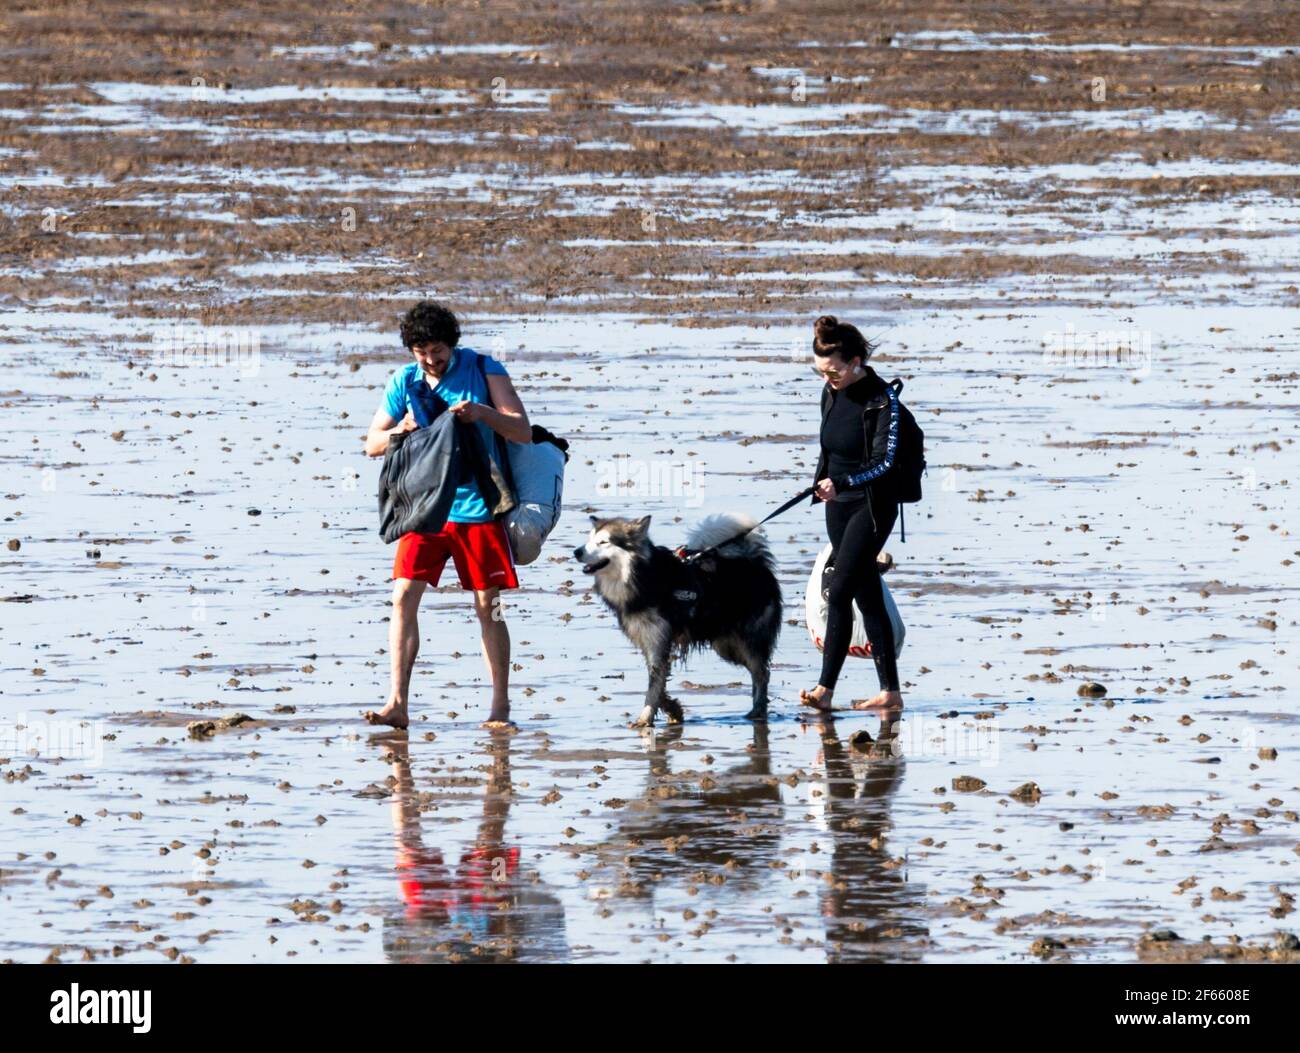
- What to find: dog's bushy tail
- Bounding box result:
[687,513,775,567]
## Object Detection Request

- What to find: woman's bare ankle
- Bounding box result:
[854,690,903,711]
[800,684,834,711]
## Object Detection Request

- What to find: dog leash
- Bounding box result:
[676,485,816,564]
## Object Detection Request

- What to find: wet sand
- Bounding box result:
[1,1,1298,963]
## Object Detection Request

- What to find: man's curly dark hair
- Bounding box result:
[399,300,461,350]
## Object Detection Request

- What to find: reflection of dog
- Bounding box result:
[574,513,783,725]
[614,724,780,896]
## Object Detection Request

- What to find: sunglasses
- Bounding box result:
[811,364,848,380]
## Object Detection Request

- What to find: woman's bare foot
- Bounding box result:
[364,699,409,730]
[852,690,903,711]
[799,685,834,712]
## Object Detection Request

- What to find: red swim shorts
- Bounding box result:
[392,520,519,590]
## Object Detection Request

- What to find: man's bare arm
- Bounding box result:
[364,407,416,458]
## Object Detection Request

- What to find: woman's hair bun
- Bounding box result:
[813,314,874,362]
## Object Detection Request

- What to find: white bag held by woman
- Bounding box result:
[504,426,568,565]
[805,542,905,659]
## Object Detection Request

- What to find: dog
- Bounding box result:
[574,513,783,726]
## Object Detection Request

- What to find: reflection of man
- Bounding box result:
[380,734,567,964]
[363,301,532,730]
[804,715,929,962]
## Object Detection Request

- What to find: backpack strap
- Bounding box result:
[889,377,912,543]
[474,350,517,494]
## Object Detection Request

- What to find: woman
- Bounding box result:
[800,315,904,715]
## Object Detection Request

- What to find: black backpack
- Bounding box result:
[889,378,926,503]
[887,379,926,544]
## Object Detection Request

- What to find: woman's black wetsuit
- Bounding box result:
[814,367,900,694]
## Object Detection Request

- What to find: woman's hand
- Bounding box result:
[815,478,837,502]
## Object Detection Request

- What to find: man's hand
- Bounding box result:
[815,478,838,502]
[448,400,485,424]
[365,409,416,457]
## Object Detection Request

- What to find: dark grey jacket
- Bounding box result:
[377,411,516,544]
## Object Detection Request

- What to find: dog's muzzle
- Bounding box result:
[573,546,610,574]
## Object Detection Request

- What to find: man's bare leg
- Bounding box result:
[474,586,514,728]
[365,577,426,729]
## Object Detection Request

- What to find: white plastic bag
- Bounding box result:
[504,436,566,565]
[805,543,905,659]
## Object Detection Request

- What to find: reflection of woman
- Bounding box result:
[381,734,567,963]
[801,315,904,716]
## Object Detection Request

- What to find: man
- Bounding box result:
[364,301,531,730]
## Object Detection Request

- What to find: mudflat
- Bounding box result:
[1,1,1296,963]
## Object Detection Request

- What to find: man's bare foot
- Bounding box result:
[852,690,904,711]
[799,685,834,712]
[364,699,409,730]
[479,701,515,731]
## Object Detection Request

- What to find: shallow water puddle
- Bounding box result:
[2,308,1296,962]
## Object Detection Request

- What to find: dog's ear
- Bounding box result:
[589,514,600,525]
[634,515,652,535]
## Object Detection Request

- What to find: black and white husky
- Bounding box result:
[574,513,783,726]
